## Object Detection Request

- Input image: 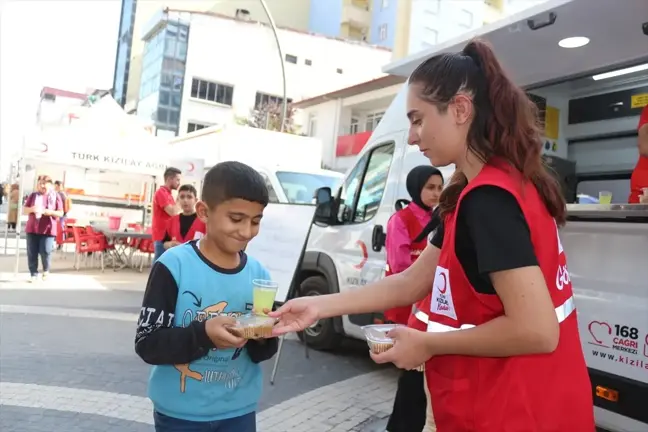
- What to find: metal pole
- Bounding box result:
[14,156,26,276]
[3,162,14,255]
[259,0,287,133]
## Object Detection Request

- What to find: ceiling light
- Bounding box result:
[558,36,590,48]
[592,63,648,81]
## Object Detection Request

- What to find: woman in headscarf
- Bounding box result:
[384,165,443,432]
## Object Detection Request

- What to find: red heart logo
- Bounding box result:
[588,321,611,346]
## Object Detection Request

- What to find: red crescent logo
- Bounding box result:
[188,162,195,172]
[40,143,48,153]
[353,240,368,270]
[438,272,447,294]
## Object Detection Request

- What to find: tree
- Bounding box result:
[238,101,300,134]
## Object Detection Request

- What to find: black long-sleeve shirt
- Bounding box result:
[135,261,278,365]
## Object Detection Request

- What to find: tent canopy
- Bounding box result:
[23,96,172,177]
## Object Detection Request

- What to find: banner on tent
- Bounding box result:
[24,144,204,179]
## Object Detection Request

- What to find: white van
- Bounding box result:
[256,166,343,205]
[297,1,648,431]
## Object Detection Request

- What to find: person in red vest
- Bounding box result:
[153,167,182,262]
[384,165,443,432]
[162,184,206,250]
[270,39,594,431]
[629,104,648,203]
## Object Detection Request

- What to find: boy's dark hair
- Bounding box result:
[164,167,181,180]
[54,180,63,186]
[178,184,197,197]
[202,161,269,207]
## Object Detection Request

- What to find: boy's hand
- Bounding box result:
[205,316,246,349]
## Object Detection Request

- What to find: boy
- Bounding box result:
[162,184,206,250]
[135,161,278,432]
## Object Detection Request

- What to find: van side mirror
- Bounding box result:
[314,187,333,225]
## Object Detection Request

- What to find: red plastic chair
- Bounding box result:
[72,226,106,271]
[137,238,156,272]
[56,223,75,254]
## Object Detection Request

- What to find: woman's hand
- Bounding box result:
[269,297,320,336]
[370,327,434,370]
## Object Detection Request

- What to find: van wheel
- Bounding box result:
[297,275,342,351]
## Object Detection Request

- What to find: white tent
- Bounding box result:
[7,95,203,274]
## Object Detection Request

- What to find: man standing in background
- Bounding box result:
[152,167,181,262]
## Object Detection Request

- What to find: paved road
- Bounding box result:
[0,254,398,431]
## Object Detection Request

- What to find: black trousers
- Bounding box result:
[386,369,427,432]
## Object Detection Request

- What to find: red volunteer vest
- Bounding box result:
[167,215,206,243]
[384,206,428,325]
[629,156,648,203]
[425,160,594,431]
[630,106,648,203]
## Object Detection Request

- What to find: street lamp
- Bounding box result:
[258,0,288,133]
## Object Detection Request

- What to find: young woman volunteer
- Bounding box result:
[384,166,443,432]
[271,39,594,431]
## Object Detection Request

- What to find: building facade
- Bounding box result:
[293,76,404,170]
[308,0,372,42]
[295,0,552,169]
[136,10,392,137]
[368,0,549,59]
[112,0,313,111]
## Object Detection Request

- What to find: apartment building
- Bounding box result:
[295,0,551,169]
[369,0,549,59]
[308,0,372,42]
[113,0,312,110]
[135,9,391,138]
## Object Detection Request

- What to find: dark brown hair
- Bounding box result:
[38,175,53,184]
[163,167,181,180]
[408,39,566,225]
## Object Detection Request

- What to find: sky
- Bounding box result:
[0,0,121,178]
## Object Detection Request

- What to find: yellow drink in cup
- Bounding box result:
[599,191,612,204]
[252,279,278,316]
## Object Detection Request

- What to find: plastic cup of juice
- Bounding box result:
[598,191,612,204]
[252,279,278,316]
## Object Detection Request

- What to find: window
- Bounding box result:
[365,111,384,132]
[336,68,343,74]
[354,144,394,222]
[337,143,395,223]
[459,9,474,28]
[190,78,233,105]
[258,172,279,203]
[349,117,359,134]
[378,24,388,41]
[276,171,343,204]
[255,92,293,109]
[187,122,210,133]
[305,59,312,66]
[308,115,317,137]
[285,54,297,64]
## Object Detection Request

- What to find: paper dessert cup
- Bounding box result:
[229,314,277,339]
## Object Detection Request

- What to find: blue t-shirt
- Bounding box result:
[148,242,270,422]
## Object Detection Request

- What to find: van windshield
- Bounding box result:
[276,171,343,204]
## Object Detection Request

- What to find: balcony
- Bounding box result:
[341,1,371,28]
[336,131,372,157]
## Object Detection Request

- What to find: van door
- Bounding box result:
[329,140,398,340]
